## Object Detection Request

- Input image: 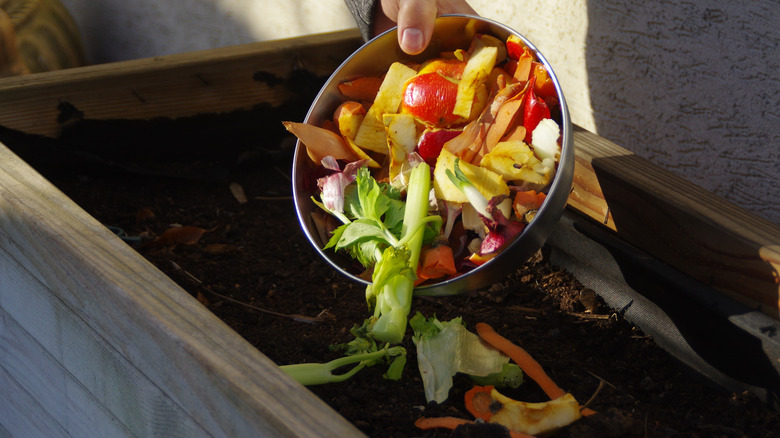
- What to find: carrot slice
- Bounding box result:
[513,190,545,209]
[475,322,565,400]
[414,416,473,431]
[417,244,458,282]
[513,190,546,219]
[476,323,598,417]
[464,385,495,421]
[337,76,383,102]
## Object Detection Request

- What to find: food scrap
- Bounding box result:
[415,323,592,437]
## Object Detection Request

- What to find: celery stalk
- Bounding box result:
[368,162,432,344]
[280,345,406,385]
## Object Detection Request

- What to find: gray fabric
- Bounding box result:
[344,0,379,42]
[546,211,780,409]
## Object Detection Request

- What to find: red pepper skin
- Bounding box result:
[505,35,526,61]
[416,128,462,167]
[522,76,551,144]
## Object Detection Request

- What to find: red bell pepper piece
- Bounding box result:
[416,128,462,167]
[522,76,551,144]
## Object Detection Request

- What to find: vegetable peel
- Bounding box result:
[410,313,510,403]
[415,323,591,436]
[354,62,417,153]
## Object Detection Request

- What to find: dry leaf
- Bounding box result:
[197,291,210,306]
[144,226,208,248]
[136,207,155,223]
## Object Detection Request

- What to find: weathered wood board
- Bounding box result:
[568,126,780,319]
[0,29,363,138]
[0,141,367,437]
[0,138,366,438]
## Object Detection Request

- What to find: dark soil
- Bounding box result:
[5,100,780,437]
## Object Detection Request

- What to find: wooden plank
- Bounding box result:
[0,29,363,138]
[0,141,365,437]
[567,125,780,319]
[0,246,203,437]
[0,359,69,438]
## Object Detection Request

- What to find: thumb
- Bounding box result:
[395,0,437,55]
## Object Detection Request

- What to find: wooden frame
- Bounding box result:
[568,127,779,319]
[0,30,366,438]
[1,29,778,436]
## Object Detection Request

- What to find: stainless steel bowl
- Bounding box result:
[292,15,574,296]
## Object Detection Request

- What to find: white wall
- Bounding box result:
[59,0,780,225]
[59,0,356,62]
[489,0,780,227]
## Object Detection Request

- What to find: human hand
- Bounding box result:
[373,0,478,55]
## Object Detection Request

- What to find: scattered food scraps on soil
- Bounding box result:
[3,105,778,436]
[41,160,778,438]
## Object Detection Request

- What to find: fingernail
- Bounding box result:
[401,28,424,54]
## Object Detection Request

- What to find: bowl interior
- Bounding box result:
[292,15,574,296]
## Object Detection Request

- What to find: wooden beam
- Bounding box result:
[568,125,780,319]
[0,29,363,138]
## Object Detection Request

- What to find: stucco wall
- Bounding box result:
[59,0,779,225]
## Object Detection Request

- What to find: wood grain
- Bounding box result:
[568,125,780,319]
[0,29,363,138]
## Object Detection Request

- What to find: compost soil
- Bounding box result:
[6,95,779,437]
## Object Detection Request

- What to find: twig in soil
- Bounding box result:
[586,371,617,390]
[506,305,611,321]
[169,260,333,324]
[581,379,606,411]
[568,312,612,320]
[507,305,544,314]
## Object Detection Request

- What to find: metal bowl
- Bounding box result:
[292,15,574,296]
